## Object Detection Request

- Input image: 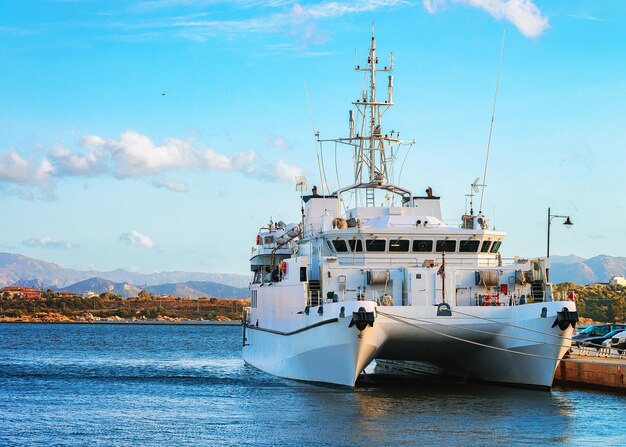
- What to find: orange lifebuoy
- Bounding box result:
[256,234,261,245]
[280,261,287,275]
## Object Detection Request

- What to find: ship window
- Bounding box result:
[412,240,433,252]
[389,239,409,252]
[326,240,334,253]
[436,240,456,252]
[480,241,492,253]
[332,240,348,252]
[264,236,274,244]
[348,239,363,252]
[366,239,386,252]
[490,241,502,253]
[459,240,480,253]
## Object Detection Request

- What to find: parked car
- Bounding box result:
[579,329,625,350]
[572,324,626,346]
[610,330,626,354]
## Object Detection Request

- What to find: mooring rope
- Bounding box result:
[447,306,576,342]
[377,310,567,362]
[376,311,568,349]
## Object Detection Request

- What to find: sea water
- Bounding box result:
[0,323,624,447]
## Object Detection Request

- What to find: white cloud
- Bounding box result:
[0,150,55,199]
[264,133,290,151]
[0,130,303,200]
[258,159,303,182]
[0,150,54,185]
[119,230,156,248]
[151,179,190,192]
[422,0,549,38]
[135,1,295,11]
[23,236,77,250]
[101,130,258,178]
[50,135,108,177]
[122,1,408,45]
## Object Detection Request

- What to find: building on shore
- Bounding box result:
[1,287,42,300]
[57,291,79,298]
[609,276,626,286]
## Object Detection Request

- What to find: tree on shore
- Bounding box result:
[100,292,122,301]
[138,290,151,299]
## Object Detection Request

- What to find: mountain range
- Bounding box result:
[1,252,624,298]
[0,252,249,298]
[549,255,626,285]
[55,277,248,299]
[0,252,249,288]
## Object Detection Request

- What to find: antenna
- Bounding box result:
[295,176,308,193]
[295,176,307,228]
[304,81,329,197]
[478,30,506,214]
[465,177,480,215]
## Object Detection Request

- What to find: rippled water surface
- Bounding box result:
[1,323,624,446]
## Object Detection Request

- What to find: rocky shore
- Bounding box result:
[0,312,237,324]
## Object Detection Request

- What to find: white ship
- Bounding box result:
[242,31,578,389]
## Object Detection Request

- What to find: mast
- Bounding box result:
[355,26,394,190]
[318,27,414,207]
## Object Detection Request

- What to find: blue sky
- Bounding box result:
[0,0,624,274]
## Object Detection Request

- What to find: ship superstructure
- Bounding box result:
[242,31,577,388]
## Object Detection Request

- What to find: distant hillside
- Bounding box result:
[145,281,248,299]
[95,269,250,289]
[58,277,142,298]
[551,255,626,285]
[0,253,89,288]
[0,252,249,289]
[55,277,246,299]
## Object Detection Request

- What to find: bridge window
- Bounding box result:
[332,240,348,252]
[412,240,433,252]
[436,240,456,252]
[348,239,363,252]
[389,240,409,252]
[480,241,492,253]
[459,240,480,253]
[490,241,502,253]
[366,239,386,252]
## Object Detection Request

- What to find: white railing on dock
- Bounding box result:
[575,345,626,359]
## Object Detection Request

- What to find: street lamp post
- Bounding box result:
[546,207,573,282]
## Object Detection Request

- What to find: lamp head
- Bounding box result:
[563,217,573,228]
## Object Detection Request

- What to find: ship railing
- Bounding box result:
[575,344,626,359]
[308,290,385,306]
[335,256,524,268]
[306,290,323,307]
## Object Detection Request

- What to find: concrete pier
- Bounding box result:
[554,353,626,392]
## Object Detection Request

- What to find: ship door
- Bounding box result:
[404,268,432,306]
[308,243,321,281]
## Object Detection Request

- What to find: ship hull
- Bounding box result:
[243,301,379,387]
[243,300,575,389]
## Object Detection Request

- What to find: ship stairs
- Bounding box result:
[308,280,322,307]
[366,187,375,207]
[531,281,545,302]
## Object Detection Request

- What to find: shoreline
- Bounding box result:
[0,319,241,326]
